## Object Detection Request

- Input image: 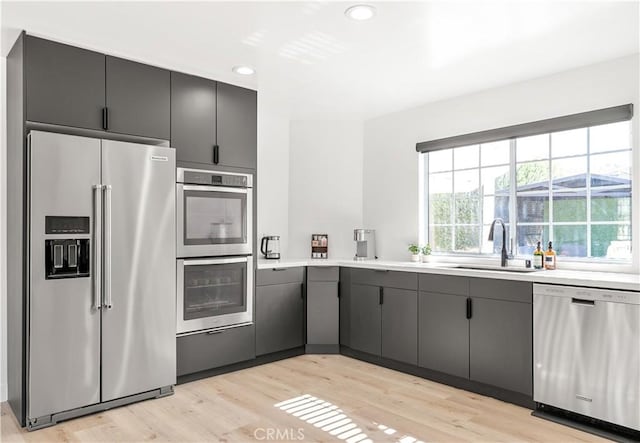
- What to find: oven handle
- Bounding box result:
[183,257,250,266]
[181,184,249,194]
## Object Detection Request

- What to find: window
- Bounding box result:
[423,121,632,261]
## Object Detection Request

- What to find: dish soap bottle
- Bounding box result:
[544,241,557,270]
[533,241,544,269]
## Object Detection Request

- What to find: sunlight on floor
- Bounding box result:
[274,394,425,443]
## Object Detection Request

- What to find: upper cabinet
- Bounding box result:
[22,34,256,163]
[171,74,257,170]
[171,72,217,165]
[105,56,170,140]
[24,36,171,140]
[216,82,257,170]
[25,36,105,131]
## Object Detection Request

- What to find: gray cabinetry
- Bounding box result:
[105,56,170,139]
[306,267,339,352]
[418,291,469,378]
[171,75,257,170]
[381,288,417,365]
[417,274,532,396]
[217,82,257,169]
[349,270,418,364]
[469,279,532,395]
[177,324,255,376]
[24,36,171,140]
[350,283,382,356]
[418,274,469,377]
[25,36,105,130]
[255,268,305,356]
[171,72,217,165]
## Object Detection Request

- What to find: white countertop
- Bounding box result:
[257,258,640,292]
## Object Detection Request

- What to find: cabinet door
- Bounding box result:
[177,324,255,376]
[217,82,257,169]
[25,36,105,130]
[469,297,532,395]
[106,56,170,139]
[256,283,304,356]
[307,282,339,345]
[171,72,217,165]
[381,288,417,365]
[349,284,381,356]
[418,291,469,378]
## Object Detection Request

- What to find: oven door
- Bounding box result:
[177,256,253,334]
[177,183,253,258]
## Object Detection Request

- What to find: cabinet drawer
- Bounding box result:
[419,274,469,296]
[351,268,417,290]
[177,325,255,376]
[469,278,532,303]
[307,266,339,282]
[256,267,304,286]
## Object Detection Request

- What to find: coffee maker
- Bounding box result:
[354,229,377,261]
[260,235,281,260]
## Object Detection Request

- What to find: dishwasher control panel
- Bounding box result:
[533,283,640,305]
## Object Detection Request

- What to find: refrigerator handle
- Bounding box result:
[104,185,113,309]
[93,184,103,310]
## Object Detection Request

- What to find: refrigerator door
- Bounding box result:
[28,131,101,419]
[100,139,176,401]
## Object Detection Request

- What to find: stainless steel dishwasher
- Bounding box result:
[534,283,640,432]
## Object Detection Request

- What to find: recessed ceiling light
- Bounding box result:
[345,4,376,21]
[232,65,255,76]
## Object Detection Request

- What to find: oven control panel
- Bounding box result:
[179,168,252,188]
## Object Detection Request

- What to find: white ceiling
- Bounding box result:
[2,1,639,120]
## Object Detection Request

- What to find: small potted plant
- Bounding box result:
[408,243,420,262]
[421,244,432,263]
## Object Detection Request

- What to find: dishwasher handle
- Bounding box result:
[571,297,595,306]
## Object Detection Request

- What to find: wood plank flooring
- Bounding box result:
[1,355,609,442]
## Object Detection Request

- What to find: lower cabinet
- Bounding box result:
[417,275,533,396]
[306,267,340,351]
[349,283,381,356]
[255,267,305,356]
[255,283,304,356]
[418,291,469,378]
[349,271,419,365]
[381,288,417,365]
[177,324,255,376]
[469,290,532,395]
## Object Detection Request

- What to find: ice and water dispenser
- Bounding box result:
[44,216,90,279]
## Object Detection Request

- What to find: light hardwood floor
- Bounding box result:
[1,355,609,442]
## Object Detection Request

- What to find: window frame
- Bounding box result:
[419,121,634,271]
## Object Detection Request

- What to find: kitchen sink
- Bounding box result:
[434,263,540,273]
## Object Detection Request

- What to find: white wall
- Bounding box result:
[363,55,640,262]
[257,91,291,256]
[288,121,363,259]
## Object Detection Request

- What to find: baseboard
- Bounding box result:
[305,344,339,354]
[177,346,305,385]
[340,346,535,409]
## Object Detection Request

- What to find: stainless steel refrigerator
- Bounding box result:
[26,130,176,429]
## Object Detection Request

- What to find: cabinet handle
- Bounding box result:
[207,330,223,335]
[379,287,384,305]
[337,282,340,298]
[466,297,472,319]
[213,145,220,164]
[271,268,286,272]
[102,107,109,130]
[301,283,304,299]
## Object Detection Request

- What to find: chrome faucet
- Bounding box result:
[488,218,512,267]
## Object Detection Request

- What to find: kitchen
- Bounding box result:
[1,1,639,442]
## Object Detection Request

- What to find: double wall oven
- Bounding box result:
[176,168,254,335]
